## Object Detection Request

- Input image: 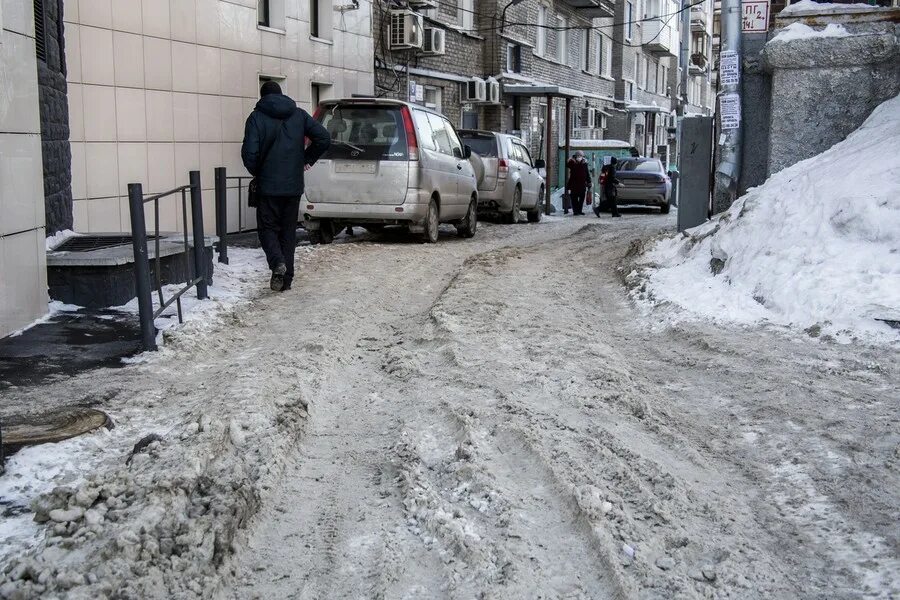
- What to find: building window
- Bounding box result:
[459,0,474,32]
[633,54,639,85]
[556,16,567,64]
[599,113,608,130]
[662,65,669,95]
[258,0,270,26]
[462,110,478,130]
[582,30,590,71]
[625,1,634,41]
[310,81,331,112]
[33,0,48,62]
[603,37,613,77]
[310,0,319,36]
[642,57,649,89]
[308,0,330,39]
[536,5,547,56]
[594,34,602,75]
[626,80,634,101]
[507,44,522,73]
[424,86,442,112]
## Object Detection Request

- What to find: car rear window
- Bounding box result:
[317,105,408,161]
[459,133,499,158]
[619,159,661,172]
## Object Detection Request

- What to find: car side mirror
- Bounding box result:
[453,147,462,159]
[464,145,472,159]
[534,159,546,169]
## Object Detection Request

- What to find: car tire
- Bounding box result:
[504,187,522,224]
[422,198,439,243]
[659,200,671,214]
[457,199,478,238]
[307,221,334,245]
[526,186,544,223]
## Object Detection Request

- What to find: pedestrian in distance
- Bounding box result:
[241,81,331,292]
[600,156,622,218]
[566,150,592,216]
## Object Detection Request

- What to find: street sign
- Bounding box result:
[742,0,769,32]
[720,51,740,86]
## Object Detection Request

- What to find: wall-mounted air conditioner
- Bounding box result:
[485,77,501,104]
[464,78,487,102]
[390,10,424,50]
[423,28,446,55]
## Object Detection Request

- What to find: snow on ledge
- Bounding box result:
[769,22,852,43]
[45,229,81,251]
[779,0,882,15]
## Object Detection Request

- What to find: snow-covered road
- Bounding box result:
[1,213,897,599]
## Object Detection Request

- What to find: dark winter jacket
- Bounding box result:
[241,94,331,197]
[566,157,592,194]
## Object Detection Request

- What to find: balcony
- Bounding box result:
[641,20,676,57]
[559,0,615,18]
[690,52,709,74]
[691,7,709,31]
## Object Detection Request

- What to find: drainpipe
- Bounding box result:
[679,0,691,117]
[714,0,742,210]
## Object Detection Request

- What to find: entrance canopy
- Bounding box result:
[503,84,584,99]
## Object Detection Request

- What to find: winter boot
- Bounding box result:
[270,263,287,291]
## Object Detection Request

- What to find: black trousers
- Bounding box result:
[604,185,620,216]
[570,189,587,215]
[257,195,300,282]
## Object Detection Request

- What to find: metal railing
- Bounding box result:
[127,170,208,351]
[225,174,254,234]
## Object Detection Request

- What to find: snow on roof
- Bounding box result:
[557,139,635,149]
[634,93,900,343]
[769,22,852,43]
[779,0,879,15]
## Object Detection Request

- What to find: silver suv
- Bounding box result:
[458,131,545,224]
[303,99,479,243]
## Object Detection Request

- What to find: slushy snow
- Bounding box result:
[633,94,900,343]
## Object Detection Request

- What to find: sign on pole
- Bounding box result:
[741,0,770,33]
[720,93,741,130]
[720,51,740,86]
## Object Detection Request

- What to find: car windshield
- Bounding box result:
[317,105,408,161]
[618,159,661,173]
[459,133,499,157]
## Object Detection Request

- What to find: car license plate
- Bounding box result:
[335,161,376,174]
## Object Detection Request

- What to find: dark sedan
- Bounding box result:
[614,158,672,213]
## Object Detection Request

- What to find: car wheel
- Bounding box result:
[457,199,478,238]
[504,187,522,224]
[422,198,439,243]
[659,200,671,214]
[307,221,334,245]
[526,186,544,223]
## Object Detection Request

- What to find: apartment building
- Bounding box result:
[1,0,50,337]
[64,0,375,235]
[373,0,618,175]
[686,0,714,116]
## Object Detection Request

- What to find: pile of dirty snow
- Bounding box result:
[632,94,900,343]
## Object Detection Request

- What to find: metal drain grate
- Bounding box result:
[56,235,158,253]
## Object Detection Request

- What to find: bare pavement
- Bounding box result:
[1,213,897,599]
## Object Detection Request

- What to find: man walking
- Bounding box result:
[242,81,331,291]
[600,156,621,218]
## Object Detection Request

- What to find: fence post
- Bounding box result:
[189,170,209,300]
[214,167,229,265]
[128,183,157,351]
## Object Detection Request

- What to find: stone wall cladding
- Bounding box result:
[763,22,899,175]
[38,0,73,235]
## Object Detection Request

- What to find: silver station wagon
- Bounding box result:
[303,99,479,244]
[458,130,545,224]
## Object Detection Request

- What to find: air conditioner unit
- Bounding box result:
[464,78,487,103]
[390,10,424,50]
[485,77,501,104]
[408,0,438,8]
[423,28,446,55]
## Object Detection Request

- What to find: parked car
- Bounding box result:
[612,157,672,213]
[303,99,478,244]
[458,130,545,224]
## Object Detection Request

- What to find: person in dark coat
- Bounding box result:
[241,81,331,291]
[566,151,592,216]
[600,156,621,217]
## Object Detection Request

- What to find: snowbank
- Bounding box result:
[779,0,878,14]
[632,94,900,343]
[770,22,852,43]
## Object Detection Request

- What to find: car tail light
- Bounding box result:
[401,107,419,161]
[498,159,509,177]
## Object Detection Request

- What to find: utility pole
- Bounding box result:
[678,0,691,117]
[713,0,742,212]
